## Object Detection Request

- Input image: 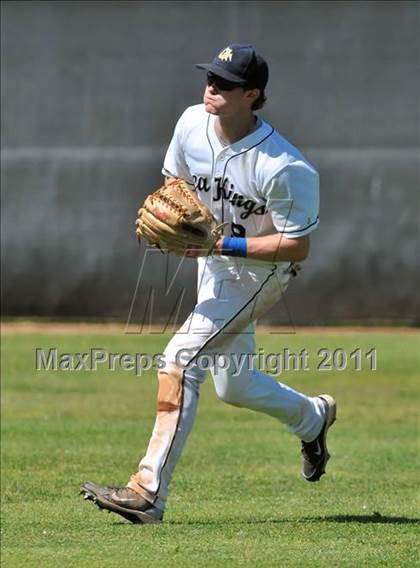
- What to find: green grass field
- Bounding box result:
[1,329,420,567]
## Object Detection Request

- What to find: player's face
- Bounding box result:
[203,73,252,116]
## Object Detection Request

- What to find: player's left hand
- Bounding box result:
[136,179,224,257]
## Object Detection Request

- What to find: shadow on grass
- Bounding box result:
[305,514,420,525]
[111,513,420,527]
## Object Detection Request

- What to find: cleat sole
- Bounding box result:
[80,483,162,525]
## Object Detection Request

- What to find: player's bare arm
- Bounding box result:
[214,233,310,262]
[182,233,310,262]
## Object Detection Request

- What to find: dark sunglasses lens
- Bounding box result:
[207,73,237,91]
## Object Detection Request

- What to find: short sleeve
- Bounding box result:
[162,111,193,184]
[264,161,320,238]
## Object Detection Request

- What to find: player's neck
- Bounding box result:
[215,112,257,145]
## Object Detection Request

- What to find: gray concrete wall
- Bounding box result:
[2,1,419,324]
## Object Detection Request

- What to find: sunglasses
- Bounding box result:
[206,72,243,92]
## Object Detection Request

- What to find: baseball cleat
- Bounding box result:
[80,481,163,524]
[301,394,336,482]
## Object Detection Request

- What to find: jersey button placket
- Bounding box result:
[214,153,224,177]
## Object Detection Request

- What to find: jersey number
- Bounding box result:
[231,222,246,238]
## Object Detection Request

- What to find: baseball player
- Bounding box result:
[81,44,336,524]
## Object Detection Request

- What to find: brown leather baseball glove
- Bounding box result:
[135,179,223,256]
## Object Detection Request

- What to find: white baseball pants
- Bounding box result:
[128,257,326,510]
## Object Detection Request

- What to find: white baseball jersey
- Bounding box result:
[162,104,320,253]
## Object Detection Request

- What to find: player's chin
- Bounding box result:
[203,99,220,114]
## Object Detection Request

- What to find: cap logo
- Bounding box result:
[218,47,233,62]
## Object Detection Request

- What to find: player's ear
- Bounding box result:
[244,88,260,106]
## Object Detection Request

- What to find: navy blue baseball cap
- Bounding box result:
[196,44,269,89]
